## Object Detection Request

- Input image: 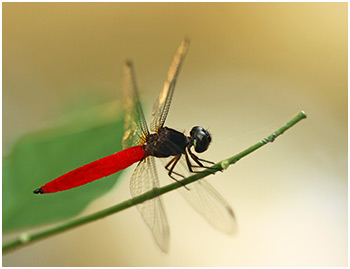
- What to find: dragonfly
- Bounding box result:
[33,39,236,252]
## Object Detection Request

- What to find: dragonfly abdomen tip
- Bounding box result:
[33,187,44,194]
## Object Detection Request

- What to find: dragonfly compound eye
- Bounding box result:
[190,126,212,153]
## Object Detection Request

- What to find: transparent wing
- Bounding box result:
[130,156,170,252]
[150,39,190,132]
[161,156,236,234]
[122,61,150,149]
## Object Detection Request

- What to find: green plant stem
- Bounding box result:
[3,111,307,254]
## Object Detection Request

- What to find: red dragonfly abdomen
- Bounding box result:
[38,146,145,194]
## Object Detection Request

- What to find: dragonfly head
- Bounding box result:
[190,126,212,153]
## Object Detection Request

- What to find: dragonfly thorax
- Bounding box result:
[144,127,189,158]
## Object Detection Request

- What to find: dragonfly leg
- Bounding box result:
[165,156,190,190]
[165,156,185,178]
[184,150,214,175]
[191,156,215,165]
[187,148,221,172]
[165,156,177,170]
[184,150,197,173]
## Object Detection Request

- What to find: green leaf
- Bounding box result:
[3,101,126,231]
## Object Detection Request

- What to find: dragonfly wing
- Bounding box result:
[178,177,237,234]
[161,156,237,234]
[122,61,150,149]
[150,39,190,132]
[130,156,170,252]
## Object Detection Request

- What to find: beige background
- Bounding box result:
[3,2,347,267]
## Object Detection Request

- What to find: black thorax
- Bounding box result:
[144,127,190,157]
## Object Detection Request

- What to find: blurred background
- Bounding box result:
[3,2,347,267]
